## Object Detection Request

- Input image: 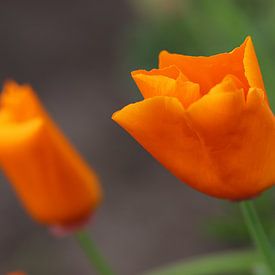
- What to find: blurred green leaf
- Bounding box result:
[205,191,275,246]
[144,250,263,275]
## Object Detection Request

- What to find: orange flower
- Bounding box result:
[0,82,102,226]
[112,37,275,200]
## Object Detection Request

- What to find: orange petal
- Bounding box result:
[0,118,43,147]
[132,70,200,108]
[187,75,245,136]
[1,81,43,121]
[0,82,102,226]
[159,36,263,95]
[174,73,201,108]
[132,65,180,79]
[187,82,275,198]
[112,96,221,197]
[243,37,265,91]
[187,74,248,135]
[132,73,176,99]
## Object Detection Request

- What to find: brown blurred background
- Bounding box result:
[0,1,274,274]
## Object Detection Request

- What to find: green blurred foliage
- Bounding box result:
[125,0,275,247]
[205,191,275,246]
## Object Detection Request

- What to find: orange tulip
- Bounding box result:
[0,82,102,226]
[113,36,275,200]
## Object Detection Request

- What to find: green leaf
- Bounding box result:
[143,250,263,275]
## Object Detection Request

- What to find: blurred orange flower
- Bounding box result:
[0,82,102,226]
[113,36,275,200]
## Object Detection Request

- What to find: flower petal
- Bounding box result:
[159,36,263,96]
[112,96,222,198]
[187,75,246,135]
[132,73,176,99]
[132,65,180,79]
[0,82,102,225]
[187,81,275,199]
[0,118,43,147]
[243,37,265,91]
[132,70,200,108]
[174,73,201,108]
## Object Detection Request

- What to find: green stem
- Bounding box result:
[144,249,261,275]
[74,230,115,275]
[240,200,275,275]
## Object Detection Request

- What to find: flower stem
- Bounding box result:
[240,200,275,274]
[74,230,115,275]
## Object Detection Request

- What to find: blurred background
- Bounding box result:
[0,0,274,274]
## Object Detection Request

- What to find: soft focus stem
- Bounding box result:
[74,230,115,275]
[240,200,275,275]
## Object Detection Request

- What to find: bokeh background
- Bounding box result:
[0,0,274,274]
